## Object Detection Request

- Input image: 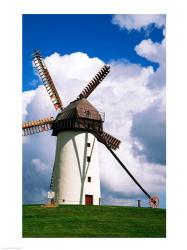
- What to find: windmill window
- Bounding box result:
[85,110,90,118]
[88,176,91,182]
[87,156,91,162]
[87,142,91,147]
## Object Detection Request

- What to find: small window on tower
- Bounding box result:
[87,142,91,147]
[87,156,91,162]
[88,176,91,182]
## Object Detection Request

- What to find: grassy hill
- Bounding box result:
[23,204,166,238]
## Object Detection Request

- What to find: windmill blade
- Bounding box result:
[22,117,55,136]
[92,130,121,150]
[76,64,110,100]
[32,50,63,112]
[98,131,121,150]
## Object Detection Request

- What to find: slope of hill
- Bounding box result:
[23,204,166,237]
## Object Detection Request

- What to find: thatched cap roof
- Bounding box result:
[55,98,103,122]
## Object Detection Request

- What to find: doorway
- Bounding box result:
[85,194,93,205]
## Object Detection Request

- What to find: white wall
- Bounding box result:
[52,130,101,205]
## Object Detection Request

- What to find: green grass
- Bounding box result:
[23,205,166,238]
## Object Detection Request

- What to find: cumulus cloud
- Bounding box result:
[23,50,165,205]
[23,131,56,203]
[22,90,35,120]
[130,31,166,167]
[131,103,166,165]
[135,39,165,91]
[112,14,165,31]
[135,38,165,64]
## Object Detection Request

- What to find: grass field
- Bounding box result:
[23,205,166,238]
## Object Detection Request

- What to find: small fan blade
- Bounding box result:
[76,64,110,100]
[22,117,55,136]
[32,50,63,112]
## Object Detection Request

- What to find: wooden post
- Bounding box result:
[99,198,101,206]
[138,200,141,207]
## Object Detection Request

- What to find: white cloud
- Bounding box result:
[44,52,104,106]
[23,85,57,121]
[135,38,166,64]
[135,37,166,89]
[31,158,49,172]
[23,50,165,203]
[100,145,166,195]
[112,14,165,31]
[22,90,35,120]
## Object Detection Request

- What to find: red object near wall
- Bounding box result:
[85,195,93,205]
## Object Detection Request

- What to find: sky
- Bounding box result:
[22,14,166,207]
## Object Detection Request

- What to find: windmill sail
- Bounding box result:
[76,64,110,100]
[98,131,121,150]
[32,50,63,112]
[22,117,54,136]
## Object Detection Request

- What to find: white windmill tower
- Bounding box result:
[23,50,159,208]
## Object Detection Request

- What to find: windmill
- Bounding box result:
[23,50,159,208]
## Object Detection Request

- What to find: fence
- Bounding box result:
[23,197,150,208]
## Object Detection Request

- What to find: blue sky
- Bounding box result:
[22,14,166,208]
[23,14,164,91]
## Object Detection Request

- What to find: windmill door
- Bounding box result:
[85,195,93,205]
